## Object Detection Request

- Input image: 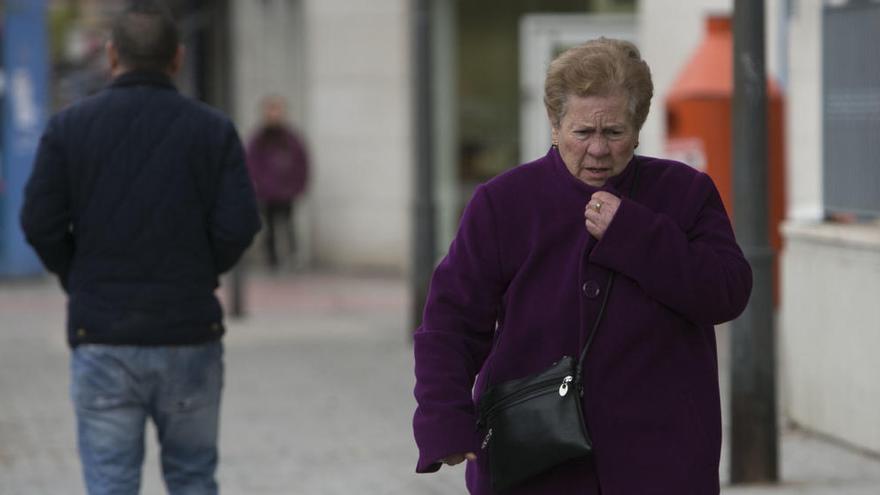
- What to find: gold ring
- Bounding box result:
[593,201,602,213]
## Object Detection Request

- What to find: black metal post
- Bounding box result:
[410,0,437,334]
[215,0,246,319]
[730,0,778,483]
[228,264,245,318]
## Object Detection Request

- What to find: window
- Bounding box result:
[822,2,880,218]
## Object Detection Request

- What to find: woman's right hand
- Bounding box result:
[442,452,477,466]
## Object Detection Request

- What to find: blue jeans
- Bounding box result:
[71,341,223,495]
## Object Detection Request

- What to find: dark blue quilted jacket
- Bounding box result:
[21,71,260,347]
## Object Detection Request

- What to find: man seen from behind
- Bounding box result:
[20,2,260,494]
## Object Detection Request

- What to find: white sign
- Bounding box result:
[664,137,707,171]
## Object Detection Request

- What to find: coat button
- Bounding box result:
[211,323,221,332]
[76,328,87,338]
[582,280,600,299]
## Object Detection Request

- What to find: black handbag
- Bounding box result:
[475,164,639,492]
[476,274,614,492]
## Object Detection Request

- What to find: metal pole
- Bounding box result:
[410,0,437,334]
[228,264,245,318]
[730,0,778,483]
[219,0,246,319]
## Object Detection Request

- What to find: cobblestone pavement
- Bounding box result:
[1,271,878,494]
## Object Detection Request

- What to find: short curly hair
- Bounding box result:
[544,38,653,131]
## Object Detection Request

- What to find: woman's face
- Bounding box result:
[262,98,287,126]
[552,93,638,187]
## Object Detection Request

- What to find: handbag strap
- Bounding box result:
[574,273,615,383]
[574,161,641,384]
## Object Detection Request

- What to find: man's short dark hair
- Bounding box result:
[111,1,180,72]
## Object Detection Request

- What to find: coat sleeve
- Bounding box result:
[209,123,261,274]
[590,172,752,326]
[413,185,505,473]
[20,116,75,290]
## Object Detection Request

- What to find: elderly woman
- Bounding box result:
[246,95,310,270]
[412,38,751,494]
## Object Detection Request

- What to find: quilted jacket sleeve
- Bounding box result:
[209,123,261,274]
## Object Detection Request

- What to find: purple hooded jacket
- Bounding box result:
[245,125,309,203]
[413,147,752,494]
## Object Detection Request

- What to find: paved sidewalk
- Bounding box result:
[0,271,878,494]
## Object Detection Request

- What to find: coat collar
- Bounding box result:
[547,146,641,199]
[109,70,177,91]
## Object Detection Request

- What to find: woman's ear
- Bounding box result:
[546,108,560,147]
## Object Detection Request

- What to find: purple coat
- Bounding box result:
[245,125,309,202]
[413,148,752,494]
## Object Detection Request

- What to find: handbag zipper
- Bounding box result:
[479,374,574,425]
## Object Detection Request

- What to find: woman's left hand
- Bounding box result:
[584,191,621,240]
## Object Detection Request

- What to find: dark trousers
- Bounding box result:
[261,200,295,269]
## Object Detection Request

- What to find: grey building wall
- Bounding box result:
[230,0,412,273]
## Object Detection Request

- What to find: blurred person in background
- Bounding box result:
[20,2,260,494]
[413,38,751,494]
[246,94,310,271]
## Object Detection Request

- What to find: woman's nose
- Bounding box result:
[587,137,610,157]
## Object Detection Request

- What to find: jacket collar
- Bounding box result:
[109,70,177,91]
[547,146,640,199]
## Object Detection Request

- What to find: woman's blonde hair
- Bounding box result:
[544,38,653,130]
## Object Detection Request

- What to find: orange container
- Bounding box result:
[665,15,785,305]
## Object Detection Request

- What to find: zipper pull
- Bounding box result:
[559,375,573,397]
[481,428,494,449]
